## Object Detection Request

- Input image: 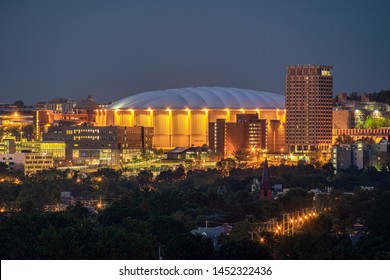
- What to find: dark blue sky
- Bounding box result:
[0,0,389,104]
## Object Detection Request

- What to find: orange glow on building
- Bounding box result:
[96,108,286,150]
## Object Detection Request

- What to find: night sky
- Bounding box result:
[0,0,389,105]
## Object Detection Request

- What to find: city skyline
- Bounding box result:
[1,0,390,104]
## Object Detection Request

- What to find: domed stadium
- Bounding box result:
[108,87,284,109]
[96,87,286,149]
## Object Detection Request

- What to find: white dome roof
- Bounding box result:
[109,87,285,109]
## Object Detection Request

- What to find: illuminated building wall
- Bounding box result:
[42,125,153,166]
[46,98,76,113]
[96,108,285,150]
[0,110,34,127]
[0,138,65,164]
[286,65,333,153]
[40,141,66,165]
[267,120,286,154]
[332,128,390,144]
[333,109,352,130]
[0,152,53,175]
[0,138,16,154]
[208,114,284,158]
[332,140,390,171]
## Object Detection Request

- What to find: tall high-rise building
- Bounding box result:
[286,65,333,153]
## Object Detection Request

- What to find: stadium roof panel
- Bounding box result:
[108,87,285,109]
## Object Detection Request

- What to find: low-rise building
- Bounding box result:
[0,152,53,174]
[332,139,390,171]
[0,138,65,166]
[191,223,232,248]
[166,146,208,160]
[209,114,283,158]
[46,98,76,113]
[333,128,390,144]
[43,125,153,166]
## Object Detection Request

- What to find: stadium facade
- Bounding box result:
[96,87,286,151]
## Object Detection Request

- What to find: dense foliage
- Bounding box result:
[0,162,390,259]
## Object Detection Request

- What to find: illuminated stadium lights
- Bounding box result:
[99,87,285,149]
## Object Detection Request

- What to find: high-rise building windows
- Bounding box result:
[286,65,333,153]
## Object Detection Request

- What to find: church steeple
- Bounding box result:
[261,158,270,187]
[260,158,273,200]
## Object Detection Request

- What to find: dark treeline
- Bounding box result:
[0,161,390,259]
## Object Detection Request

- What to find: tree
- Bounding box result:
[368,90,390,104]
[7,126,21,139]
[16,180,61,209]
[363,116,390,129]
[0,162,9,175]
[218,240,271,259]
[22,125,35,140]
[348,92,360,101]
[279,188,313,212]
[13,100,25,108]
[337,134,356,144]
[232,148,251,166]
[229,220,253,241]
[137,170,153,186]
[153,148,164,157]
[335,136,343,145]
[94,168,121,181]
[276,231,357,259]
[165,234,215,259]
[147,216,189,244]
[94,218,158,259]
[156,168,185,182]
[216,158,237,176]
[359,137,375,145]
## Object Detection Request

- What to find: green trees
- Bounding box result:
[13,100,25,108]
[0,212,158,260]
[21,125,35,140]
[156,167,185,182]
[276,231,357,259]
[16,180,61,209]
[137,170,153,186]
[335,134,355,144]
[165,234,215,260]
[147,216,189,244]
[363,116,390,129]
[278,188,313,212]
[0,162,9,175]
[232,149,251,166]
[216,158,236,175]
[2,156,390,259]
[218,240,271,259]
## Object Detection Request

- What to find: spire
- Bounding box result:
[260,158,272,200]
[261,158,270,187]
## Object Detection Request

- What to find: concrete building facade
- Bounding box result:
[332,140,390,171]
[43,125,153,166]
[208,114,280,158]
[46,98,76,113]
[286,65,333,153]
[0,152,53,174]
